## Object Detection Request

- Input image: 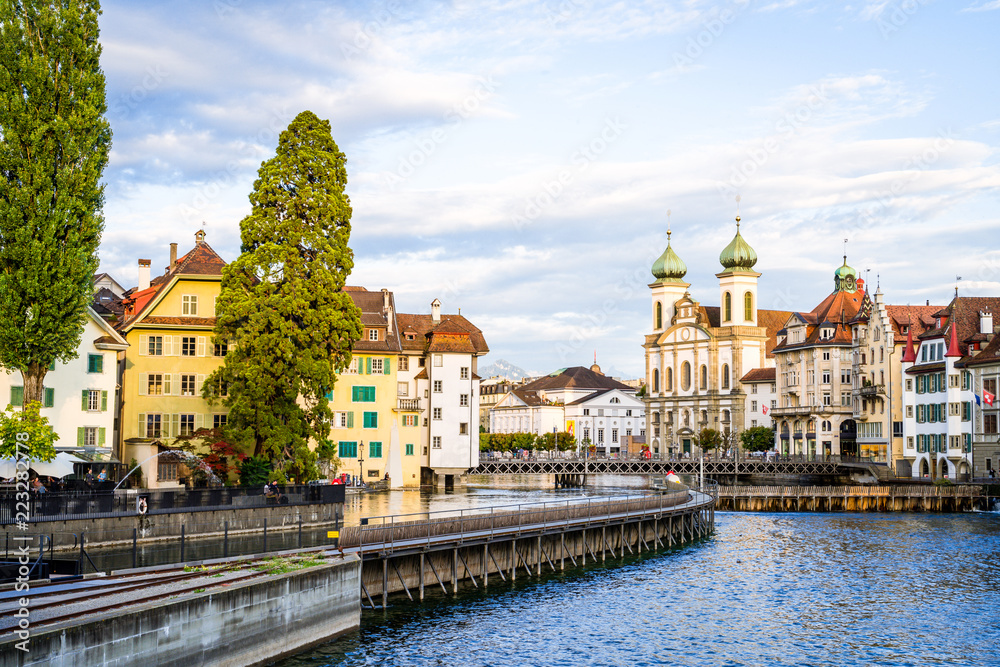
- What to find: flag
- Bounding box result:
[762,405,769,416]
[986,390,995,407]
[976,394,981,406]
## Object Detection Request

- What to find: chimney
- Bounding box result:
[431,298,441,323]
[382,288,393,335]
[137,259,151,291]
[169,243,178,271]
[981,310,993,336]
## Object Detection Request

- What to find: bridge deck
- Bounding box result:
[472,458,844,476]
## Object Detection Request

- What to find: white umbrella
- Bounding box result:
[29,452,88,478]
[0,458,17,479]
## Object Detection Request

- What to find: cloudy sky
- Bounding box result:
[96,0,1000,378]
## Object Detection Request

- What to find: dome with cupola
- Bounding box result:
[719,217,757,270]
[651,229,687,282]
[834,257,858,293]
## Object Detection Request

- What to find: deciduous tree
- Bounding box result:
[740,425,775,452]
[0,0,111,403]
[204,111,362,481]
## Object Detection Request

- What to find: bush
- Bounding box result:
[238,456,271,487]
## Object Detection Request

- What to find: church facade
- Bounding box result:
[642,220,789,456]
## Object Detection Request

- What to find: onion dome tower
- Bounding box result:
[716,216,761,326]
[651,229,687,283]
[719,217,758,270]
[649,227,690,334]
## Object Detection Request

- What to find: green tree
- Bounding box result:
[0,401,56,461]
[0,0,111,403]
[740,425,775,452]
[695,428,722,456]
[204,111,363,480]
[556,431,576,451]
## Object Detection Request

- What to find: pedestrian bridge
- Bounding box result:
[470,457,848,477]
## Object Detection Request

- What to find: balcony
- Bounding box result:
[859,383,886,397]
[394,398,423,412]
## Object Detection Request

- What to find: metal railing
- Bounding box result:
[344,484,716,554]
[0,484,346,525]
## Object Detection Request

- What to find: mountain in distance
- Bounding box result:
[479,358,530,382]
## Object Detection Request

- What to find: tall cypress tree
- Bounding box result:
[0,0,111,404]
[205,111,362,481]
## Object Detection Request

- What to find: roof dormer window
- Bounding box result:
[368,329,379,341]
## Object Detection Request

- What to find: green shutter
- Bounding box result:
[347,411,354,428]
[82,390,90,411]
[101,391,108,412]
[44,388,54,408]
[366,357,371,374]
[367,387,376,402]
[351,386,359,402]
[10,386,23,407]
[48,360,55,371]
[98,428,106,445]
[77,427,85,446]
[384,358,391,375]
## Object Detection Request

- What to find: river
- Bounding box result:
[274,479,1000,667]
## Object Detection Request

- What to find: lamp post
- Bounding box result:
[358,440,364,487]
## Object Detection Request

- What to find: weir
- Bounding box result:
[340,483,717,608]
[716,484,991,512]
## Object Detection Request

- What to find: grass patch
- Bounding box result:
[252,554,326,575]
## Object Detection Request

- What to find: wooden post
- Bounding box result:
[453,548,458,594]
[419,553,425,601]
[383,558,388,609]
[483,544,489,587]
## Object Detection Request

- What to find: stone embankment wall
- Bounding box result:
[0,555,361,667]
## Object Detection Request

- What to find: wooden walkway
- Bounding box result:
[717,484,988,512]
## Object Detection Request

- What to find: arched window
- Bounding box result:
[655,302,662,329]
[610,397,620,404]
[744,291,753,322]
[666,367,673,391]
[700,364,708,390]
[652,369,660,393]
[723,409,730,423]
[724,291,732,322]
[722,364,730,389]
[681,362,691,391]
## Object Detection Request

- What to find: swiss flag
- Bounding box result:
[762,405,769,416]
[986,390,995,407]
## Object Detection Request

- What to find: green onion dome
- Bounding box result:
[719,217,758,270]
[834,258,858,292]
[651,229,687,282]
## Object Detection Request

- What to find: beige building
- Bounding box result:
[642,221,788,456]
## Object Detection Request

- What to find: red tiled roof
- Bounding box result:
[773,288,866,352]
[963,332,1000,367]
[740,368,775,383]
[343,287,401,354]
[522,366,633,392]
[916,297,1000,363]
[141,316,217,327]
[394,313,489,355]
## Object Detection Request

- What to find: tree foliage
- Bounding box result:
[740,426,775,452]
[0,0,111,403]
[204,111,362,479]
[479,431,577,453]
[0,401,57,461]
[695,428,722,454]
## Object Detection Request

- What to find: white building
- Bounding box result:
[490,365,645,454]
[1,306,128,456]
[739,368,776,433]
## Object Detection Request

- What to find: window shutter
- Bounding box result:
[197,336,206,357]
[352,386,359,402]
[138,413,146,438]
[44,388,54,408]
[196,375,205,396]
[82,390,90,411]
[101,391,108,412]
[77,427,85,446]
[384,358,391,375]
[366,357,371,374]
[98,428,106,445]
[139,334,148,356]
[195,413,203,430]
[171,414,180,437]
[347,411,354,428]
[139,373,148,396]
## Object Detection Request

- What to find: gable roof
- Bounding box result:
[740,368,775,383]
[522,366,633,393]
[915,296,1000,364]
[343,287,401,354]
[395,312,489,355]
[773,288,866,351]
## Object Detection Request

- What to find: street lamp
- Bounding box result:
[358,440,364,487]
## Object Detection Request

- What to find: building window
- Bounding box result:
[434,380,442,392]
[397,382,409,397]
[460,394,469,407]
[433,408,442,420]
[626,409,632,416]
[842,370,851,385]
[369,441,382,458]
[433,354,443,367]
[405,443,414,456]
[612,428,619,443]
[370,357,383,374]
[213,414,228,429]
[352,386,376,402]
[823,351,830,361]
[906,405,913,418]
[148,336,163,356]
[179,414,195,436]
[700,365,708,391]
[682,362,691,391]
[398,356,409,371]
[667,367,673,391]
[724,291,732,322]
[722,364,730,390]
[181,374,196,396]
[655,301,662,329]
[583,408,590,416]
[823,393,832,406]
[583,428,591,443]
[369,329,379,341]
[751,401,758,412]
[459,423,468,435]
[984,414,998,434]
[182,295,198,315]
[181,336,196,356]
[744,291,753,321]
[597,429,604,444]
[363,412,378,428]
[86,353,104,374]
[432,436,442,448]
[821,420,832,432]
[771,400,776,409]
[460,367,469,380]
[822,371,831,384]
[840,392,851,407]
[148,374,164,396]
[949,374,959,388]
[652,369,660,393]
[338,441,357,458]
[214,341,228,357]
[158,461,178,482]
[145,414,162,438]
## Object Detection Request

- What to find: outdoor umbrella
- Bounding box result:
[28,452,88,478]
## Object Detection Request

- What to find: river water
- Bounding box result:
[275,478,1000,667]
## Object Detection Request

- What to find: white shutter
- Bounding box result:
[195,413,203,430]
[138,334,148,356]
[171,414,180,438]
[197,336,207,357]
[196,374,205,396]
[138,373,148,396]
[161,373,171,396]
[171,336,179,356]
[138,413,145,438]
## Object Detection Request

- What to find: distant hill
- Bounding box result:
[479,359,529,382]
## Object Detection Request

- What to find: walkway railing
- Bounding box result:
[342,483,717,553]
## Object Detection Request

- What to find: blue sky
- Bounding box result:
[97,0,1000,378]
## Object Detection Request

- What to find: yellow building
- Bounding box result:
[118,231,227,488]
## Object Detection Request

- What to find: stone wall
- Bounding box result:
[0,555,361,667]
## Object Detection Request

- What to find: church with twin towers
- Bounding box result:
[642,218,790,456]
